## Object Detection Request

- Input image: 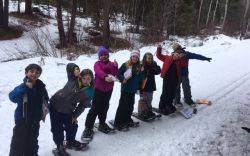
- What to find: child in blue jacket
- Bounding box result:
[9,64,49,156]
[114,50,145,130]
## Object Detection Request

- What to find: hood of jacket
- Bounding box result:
[66,63,79,81]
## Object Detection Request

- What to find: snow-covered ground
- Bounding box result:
[0,35,250,156]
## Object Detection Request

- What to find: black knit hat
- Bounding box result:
[25,64,42,73]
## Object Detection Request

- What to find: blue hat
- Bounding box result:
[98,46,109,58]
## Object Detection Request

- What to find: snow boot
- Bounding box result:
[184,99,195,105]
[174,100,183,108]
[52,145,70,156]
[65,140,88,151]
[81,128,94,142]
[138,111,148,119]
[147,111,157,118]
[98,123,115,134]
[127,119,140,128]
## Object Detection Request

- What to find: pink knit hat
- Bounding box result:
[130,49,140,58]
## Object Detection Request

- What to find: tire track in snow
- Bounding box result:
[197,71,250,112]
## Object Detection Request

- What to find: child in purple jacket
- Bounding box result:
[81,46,118,141]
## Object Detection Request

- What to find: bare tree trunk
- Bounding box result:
[3,0,9,28]
[141,0,146,27]
[47,0,50,17]
[212,0,219,25]
[103,0,112,47]
[17,0,21,13]
[161,0,169,35]
[243,0,249,19]
[173,1,177,36]
[240,0,250,38]
[0,0,3,26]
[206,0,213,27]
[68,0,77,45]
[197,0,204,33]
[222,0,229,32]
[92,0,100,28]
[25,0,32,15]
[56,0,67,48]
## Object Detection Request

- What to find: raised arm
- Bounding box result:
[186,51,212,62]
[156,46,166,62]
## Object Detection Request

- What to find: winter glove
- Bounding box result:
[206,58,212,62]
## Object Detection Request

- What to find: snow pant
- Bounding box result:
[159,63,178,111]
[9,120,40,156]
[85,89,112,129]
[175,75,192,102]
[114,91,135,126]
[49,105,78,147]
[138,92,153,114]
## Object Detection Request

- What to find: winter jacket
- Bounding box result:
[50,63,88,117]
[94,60,118,92]
[173,50,211,76]
[118,61,145,93]
[9,77,49,123]
[156,47,180,78]
[140,61,161,92]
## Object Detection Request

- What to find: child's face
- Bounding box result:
[82,74,91,86]
[25,69,41,82]
[100,54,109,62]
[146,55,153,64]
[131,55,139,64]
[74,67,80,77]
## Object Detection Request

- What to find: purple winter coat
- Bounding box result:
[94,60,118,92]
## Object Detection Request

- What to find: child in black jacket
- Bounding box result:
[138,52,161,119]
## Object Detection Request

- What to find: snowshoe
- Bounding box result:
[94,123,115,134]
[132,112,161,122]
[108,120,129,132]
[242,127,250,133]
[148,111,162,119]
[152,107,175,116]
[196,99,212,105]
[64,140,88,151]
[52,145,70,156]
[81,128,94,142]
[184,99,195,105]
[127,119,140,128]
[178,107,193,119]
[174,100,184,108]
[132,112,153,122]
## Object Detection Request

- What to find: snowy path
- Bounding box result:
[0,35,250,156]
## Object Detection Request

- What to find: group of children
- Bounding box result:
[8,44,212,156]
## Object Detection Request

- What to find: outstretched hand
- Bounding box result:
[207,58,212,62]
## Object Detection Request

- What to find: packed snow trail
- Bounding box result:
[0,35,250,156]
